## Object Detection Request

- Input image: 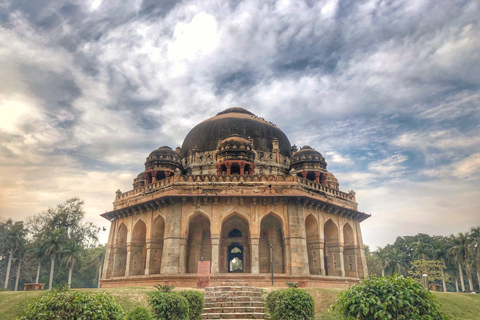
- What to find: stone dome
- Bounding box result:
[145,146,182,170]
[181,108,292,158]
[291,146,326,164]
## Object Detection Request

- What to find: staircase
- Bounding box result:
[202,280,265,319]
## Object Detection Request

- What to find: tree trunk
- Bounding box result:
[4,251,13,289]
[381,266,385,277]
[458,261,466,292]
[477,268,480,293]
[466,264,474,292]
[48,256,55,290]
[35,261,41,284]
[441,268,447,292]
[14,258,21,291]
[68,260,74,289]
[455,279,459,293]
[97,261,103,289]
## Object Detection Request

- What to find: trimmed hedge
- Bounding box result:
[331,275,447,319]
[265,288,315,320]
[149,291,189,320]
[126,306,152,320]
[179,290,204,320]
[20,291,124,320]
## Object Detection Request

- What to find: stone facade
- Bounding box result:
[100,108,370,288]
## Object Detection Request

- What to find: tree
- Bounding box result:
[43,228,64,290]
[374,247,389,276]
[431,236,449,292]
[467,226,480,292]
[409,259,448,284]
[449,232,468,292]
[61,240,83,288]
[2,220,27,290]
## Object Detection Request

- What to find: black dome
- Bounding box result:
[181,108,292,157]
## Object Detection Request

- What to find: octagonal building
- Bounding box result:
[100,108,370,288]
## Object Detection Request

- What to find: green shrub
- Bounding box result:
[286,282,299,288]
[265,288,315,320]
[331,275,448,320]
[126,306,152,320]
[149,291,189,320]
[179,290,204,320]
[20,291,124,320]
[154,284,174,292]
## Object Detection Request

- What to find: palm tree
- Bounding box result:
[432,236,449,292]
[468,226,480,292]
[386,248,406,276]
[43,229,64,290]
[375,247,389,276]
[3,220,27,290]
[29,239,46,284]
[61,240,83,288]
[449,233,468,292]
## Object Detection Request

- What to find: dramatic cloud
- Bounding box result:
[0,0,479,247]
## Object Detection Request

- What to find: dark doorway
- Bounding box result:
[228,243,243,273]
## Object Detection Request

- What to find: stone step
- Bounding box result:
[205,296,262,303]
[221,281,249,286]
[205,291,262,297]
[205,301,263,308]
[203,307,264,314]
[201,313,265,319]
[206,286,262,293]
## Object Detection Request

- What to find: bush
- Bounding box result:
[331,275,447,320]
[179,290,204,320]
[265,288,315,320]
[126,306,152,320]
[20,291,124,320]
[149,291,189,320]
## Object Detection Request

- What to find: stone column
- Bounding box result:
[301,171,308,179]
[286,202,310,276]
[211,237,220,274]
[339,245,345,277]
[239,162,245,175]
[284,238,292,275]
[251,237,260,273]
[125,244,133,277]
[319,241,326,276]
[226,163,232,175]
[160,203,182,274]
[179,238,187,274]
[151,171,157,183]
[145,240,163,275]
[102,220,116,279]
[315,171,320,184]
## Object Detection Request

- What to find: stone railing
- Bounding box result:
[115,173,355,205]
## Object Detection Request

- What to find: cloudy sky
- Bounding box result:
[0,0,479,249]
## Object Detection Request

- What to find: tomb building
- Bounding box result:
[100,108,370,288]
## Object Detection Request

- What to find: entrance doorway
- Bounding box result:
[228,243,243,272]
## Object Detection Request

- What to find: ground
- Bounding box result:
[1,287,479,319]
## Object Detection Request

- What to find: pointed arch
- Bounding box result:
[343,222,358,277]
[259,211,286,235]
[147,215,165,275]
[259,213,285,274]
[113,223,128,277]
[220,214,250,273]
[186,213,212,273]
[324,219,340,276]
[305,214,321,274]
[129,219,147,276]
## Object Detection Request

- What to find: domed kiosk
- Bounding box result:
[101,108,370,288]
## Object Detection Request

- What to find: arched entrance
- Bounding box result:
[186,214,212,273]
[113,223,127,277]
[147,216,165,275]
[259,214,285,273]
[129,220,147,276]
[220,214,250,273]
[228,243,244,272]
[343,223,357,277]
[305,214,321,275]
[324,219,340,276]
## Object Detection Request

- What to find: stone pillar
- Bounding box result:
[239,162,245,175]
[112,246,127,277]
[125,245,133,276]
[319,242,326,276]
[315,171,320,184]
[339,246,345,277]
[284,238,292,275]
[287,202,310,276]
[165,171,171,177]
[355,221,368,278]
[151,171,157,183]
[301,171,308,179]
[211,237,220,274]
[226,163,232,175]
[160,203,182,274]
[251,237,260,273]
[102,220,116,279]
[216,165,222,175]
[179,238,187,274]
[145,240,163,275]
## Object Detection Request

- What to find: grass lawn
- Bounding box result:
[1,286,479,319]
